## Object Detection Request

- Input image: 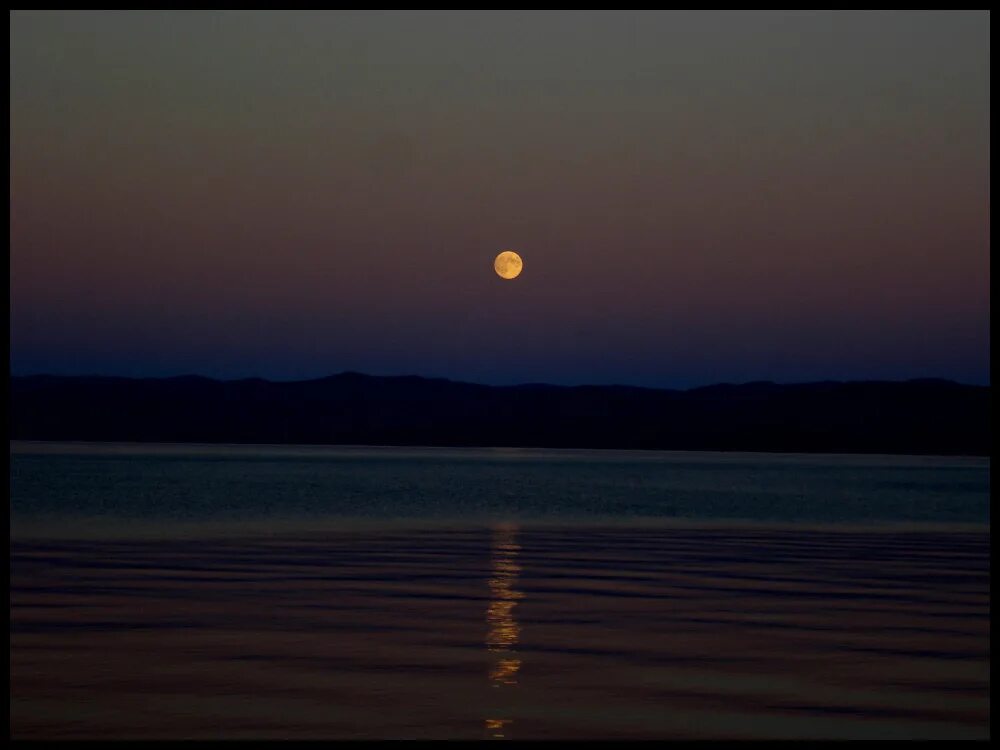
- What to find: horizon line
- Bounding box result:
[9,370,989,393]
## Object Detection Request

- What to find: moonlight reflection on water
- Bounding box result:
[485,523,522,739]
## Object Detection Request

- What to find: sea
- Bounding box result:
[9,442,991,740]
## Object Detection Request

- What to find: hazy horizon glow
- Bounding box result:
[10,11,990,388]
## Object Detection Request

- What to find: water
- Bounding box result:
[12,524,990,740]
[10,442,990,531]
[9,442,991,739]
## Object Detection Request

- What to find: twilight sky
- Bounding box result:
[10,10,990,388]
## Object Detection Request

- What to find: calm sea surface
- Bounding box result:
[9,441,990,529]
[10,442,990,740]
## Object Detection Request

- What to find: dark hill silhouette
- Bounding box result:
[8,373,990,455]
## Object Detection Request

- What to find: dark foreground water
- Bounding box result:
[9,443,991,740]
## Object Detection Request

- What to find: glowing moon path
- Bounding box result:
[494,251,523,280]
[484,523,523,739]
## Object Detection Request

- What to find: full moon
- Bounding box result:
[494,250,523,280]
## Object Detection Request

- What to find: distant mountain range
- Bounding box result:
[9,373,990,456]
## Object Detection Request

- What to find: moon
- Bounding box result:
[494,250,523,280]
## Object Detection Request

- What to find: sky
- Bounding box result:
[10,10,990,388]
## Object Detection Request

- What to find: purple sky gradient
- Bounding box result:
[10,11,990,387]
